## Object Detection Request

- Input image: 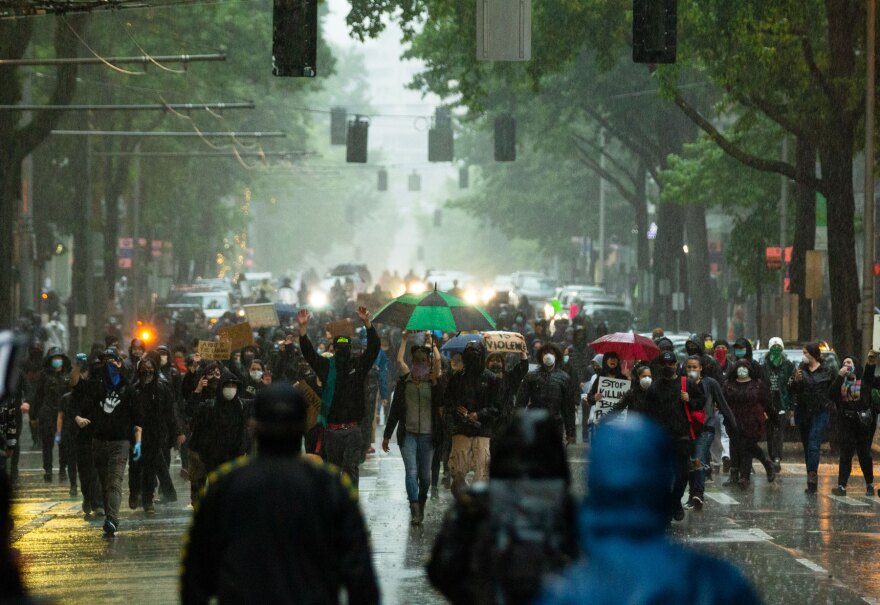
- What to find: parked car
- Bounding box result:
[510,271,557,314]
[166,287,234,321]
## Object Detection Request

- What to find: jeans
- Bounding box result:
[93,439,129,525]
[689,428,715,498]
[402,432,434,503]
[797,408,830,473]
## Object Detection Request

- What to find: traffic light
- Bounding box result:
[632,0,677,64]
[429,108,454,162]
[408,170,421,192]
[377,168,388,191]
[495,115,516,161]
[346,117,369,163]
[272,0,318,77]
[459,166,469,189]
[330,107,347,145]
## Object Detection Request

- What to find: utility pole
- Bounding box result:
[863,0,876,357]
[18,65,35,320]
[779,137,788,340]
[596,130,606,286]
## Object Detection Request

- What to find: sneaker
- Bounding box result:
[69,486,78,497]
[773,459,782,473]
[765,463,777,484]
[705,468,714,483]
[722,457,730,473]
[102,519,117,537]
[43,473,52,483]
[367,446,376,455]
[832,485,847,496]
[672,505,685,521]
[129,492,140,510]
[867,484,875,497]
[82,502,92,515]
[687,495,704,511]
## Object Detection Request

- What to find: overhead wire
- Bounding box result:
[61,15,146,75]
[115,12,187,74]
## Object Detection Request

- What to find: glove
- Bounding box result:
[54,432,61,445]
[76,352,88,364]
[132,441,142,462]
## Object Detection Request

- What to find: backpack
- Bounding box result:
[486,478,569,604]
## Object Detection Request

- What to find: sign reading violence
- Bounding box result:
[587,376,630,425]
[197,339,232,361]
[483,331,527,354]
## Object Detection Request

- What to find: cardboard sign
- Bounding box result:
[587,376,630,425]
[243,303,279,328]
[218,322,256,350]
[326,319,356,339]
[295,380,323,431]
[483,331,527,354]
[197,340,232,361]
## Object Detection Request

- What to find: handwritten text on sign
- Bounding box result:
[588,376,630,424]
[483,331,527,354]
[243,303,280,328]
[197,340,232,361]
[217,322,255,350]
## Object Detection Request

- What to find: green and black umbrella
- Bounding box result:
[373,288,496,332]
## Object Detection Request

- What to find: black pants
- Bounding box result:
[157,447,177,501]
[766,413,786,462]
[431,424,451,486]
[324,426,362,489]
[671,439,691,508]
[731,433,769,480]
[39,420,56,475]
[76,438,102,511]
[4,438,20,483]
[837,419,874,487]
[129,442,166,506]
[61,434,78,488]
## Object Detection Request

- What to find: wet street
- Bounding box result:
[9,433,880,604]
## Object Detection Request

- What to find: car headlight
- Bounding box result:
[481,288,495,304]
[463,289,480,305]
[309,291,328,308]
[408,281,427,295]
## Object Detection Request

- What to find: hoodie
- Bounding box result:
[535,416,761,605]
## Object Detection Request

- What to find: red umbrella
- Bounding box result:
[589,332,660,361]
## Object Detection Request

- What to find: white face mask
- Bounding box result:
[542,354,556,368]
[802,355,811,365]
[687,370,700,381]
[250,370,263,381]
[222,387,237,400]
[736,367,750,379]
[639,376,653,390]
[159,355,168,366]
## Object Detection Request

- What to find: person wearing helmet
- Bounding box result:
[32,347,71,483]
[427,409,578,605]
[536,415,761,605]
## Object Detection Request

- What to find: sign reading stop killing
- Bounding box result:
[587,376,630,425]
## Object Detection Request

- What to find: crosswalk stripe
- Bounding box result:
[828,495,870,507]
[796,558,828,573]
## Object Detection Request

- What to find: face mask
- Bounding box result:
[687,370,700,381]
[734,348,746,359]
[768,346,784,365]
[802,355,811,365]
[250,370,263,381]
[543,354,556,368]
[139,371,155,383]
[661,367,676,379]
[159,355,168,366]
[563,355,570,364]
[714,349,728,364]
[411,362,430,380]
[207,377,220,389]
[222,387,237,400]
[639,376,653,390]
[488,363,503,375]
[704,340,714,352]
[131,350,143,360]
[736,367,750,379]
[335,346,351,364]
[50,358,63,369]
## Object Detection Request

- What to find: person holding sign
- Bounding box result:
[585,352,625,441]
[516,343,578,445]
[297,306,378,489]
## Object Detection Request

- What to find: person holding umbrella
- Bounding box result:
[297,306,379,490]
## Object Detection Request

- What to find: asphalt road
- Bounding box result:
[8,434,880,604]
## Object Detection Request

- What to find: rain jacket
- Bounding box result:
[385,374,445,447]
[516,366,577,438]
[761,354,795,412]
[789,363,834,416]
[186,372,247,469]
[180,454,379,605]
[683,335,722,383]
[445,368,501,438]
[728,338,766,383]
[830,361,876,431]
[32,348,71,424]
[536,416,762,605]
[724,378,774,441]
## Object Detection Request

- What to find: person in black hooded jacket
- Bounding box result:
[829,352,877,497]
[682,334,722,383]
[585,351,624,432]
[729,337,766,383]
[517,342,577,444]
[32,346,71,482]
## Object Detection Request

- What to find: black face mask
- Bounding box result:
[662,367,676,379]
[139,371,155,383]
[488,364,503,375]
[335,346,351,365]
[207,377,220,389]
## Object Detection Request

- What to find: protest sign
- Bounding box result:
[197,340,232,361]
[483,331,527,354]
[218,322,256,350]
[326,319,356,339]
[295,380,323,431]
[587,376,630,425]
[243,303,279,328]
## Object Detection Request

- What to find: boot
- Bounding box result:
[722,468,740,487]
[409,502,422,525]
[418,498,427,524]
[763,460,777,483]
[805,471,818,494]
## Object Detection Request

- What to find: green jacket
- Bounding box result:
[761,357,795,412]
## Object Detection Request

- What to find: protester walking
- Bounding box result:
[829,352,877,496]
[790,342,834,494]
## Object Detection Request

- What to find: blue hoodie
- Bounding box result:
[537,415,763,605]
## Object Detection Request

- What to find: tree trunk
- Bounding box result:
[69,136,92,351]
[653,201,684,328]
[820,125,860,354]
[685,205,712,333]
[789,138,817,342]
[634,162,650,273]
